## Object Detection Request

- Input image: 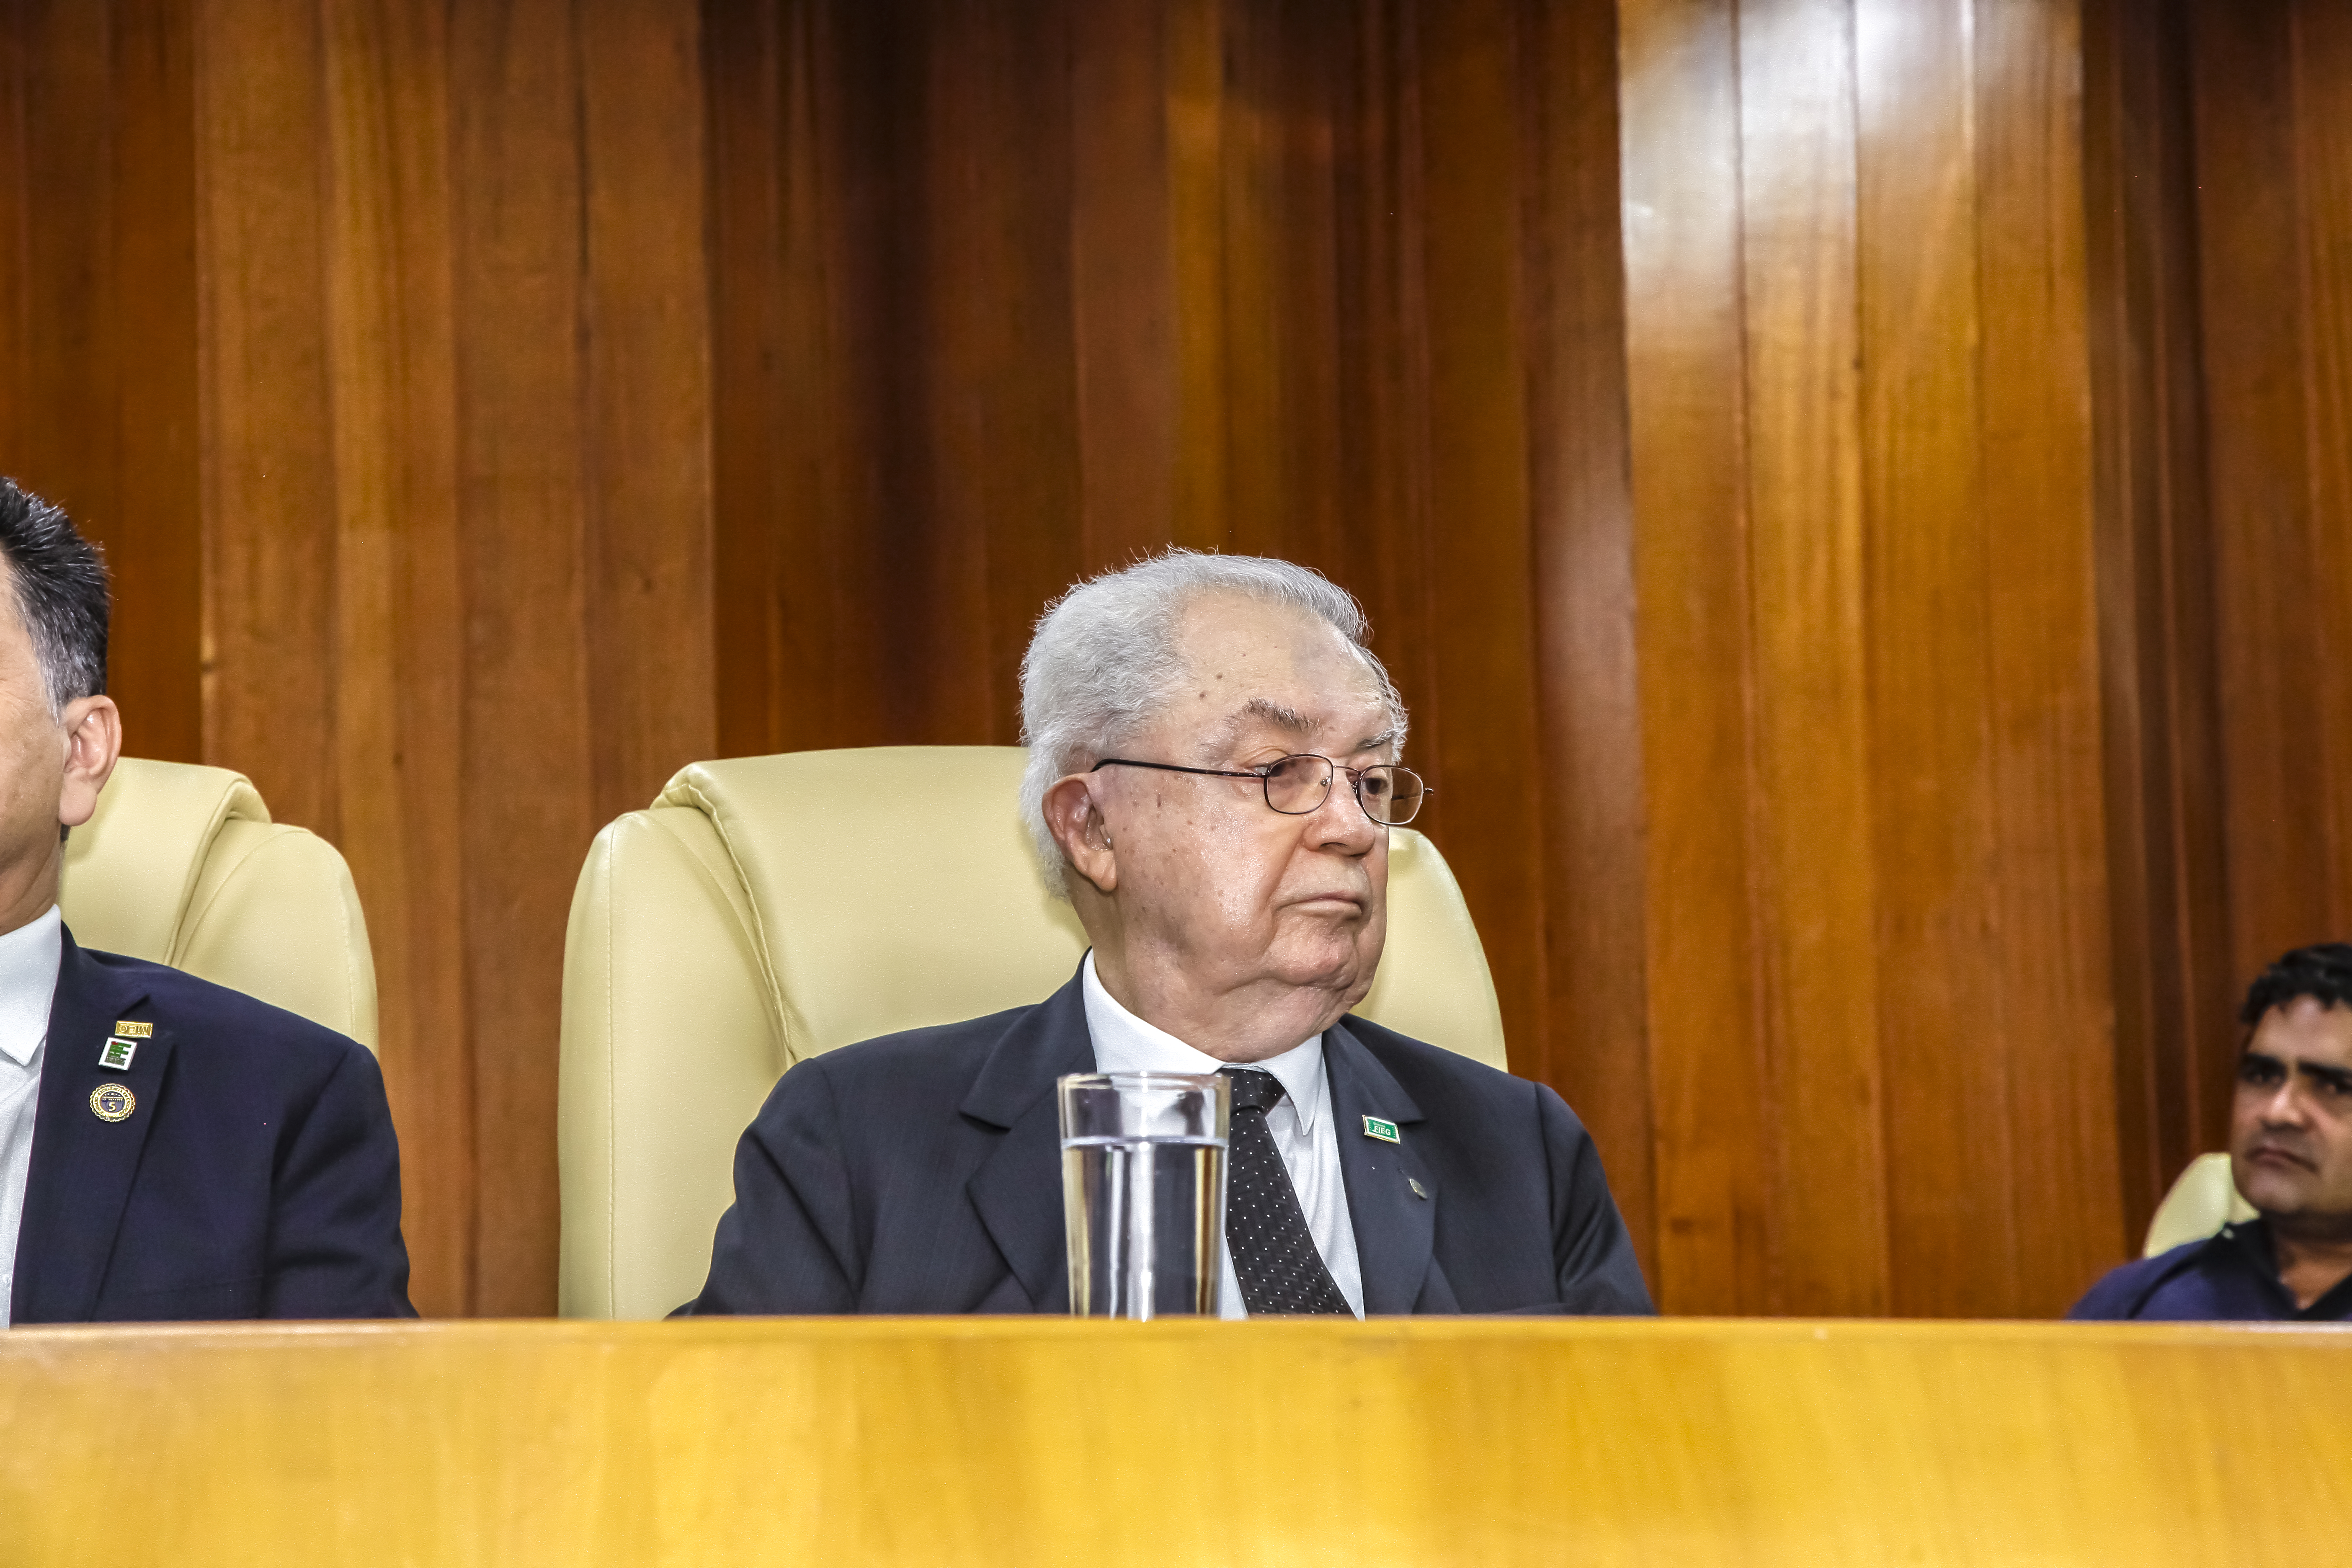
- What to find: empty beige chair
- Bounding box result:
[2142,1152,2257,1257]
[560,745,1506,1320]
[58,756,378,1050]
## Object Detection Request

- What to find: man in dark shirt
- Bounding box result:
[2071,943,2352,1322]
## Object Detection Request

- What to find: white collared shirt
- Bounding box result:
[0,906,64,1329]
[1080,951,1364,1318]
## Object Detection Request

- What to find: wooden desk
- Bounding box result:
[1,1317,2346,1565]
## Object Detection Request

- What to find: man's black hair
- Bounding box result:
[0,477,109,712]
[2239,943,2352,1028]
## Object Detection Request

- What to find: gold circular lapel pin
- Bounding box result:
[89,1083,136,1123]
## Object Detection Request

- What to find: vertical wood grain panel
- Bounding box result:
[1415,0,1552,1159]
[197,0,714,1316]
[0,1,202,762]
[1974,0,2124,1306]
[0,3,21,471]
[704,0,785,758]
[106,0,201,761]
[1737,0,1886,1314]
[2082,0,2234,1239]
[1519,0,1655,1268]
[319,0,471,1316]
[1619,0,1769,1313]
[449,0,598,1316]
[1331,0,1437,804]
[918,0,1081,742]
[715,0,912,756]
[1218,0,1345,569]
[2157,0,2352,1192]
[12,2,121,561]
[578,0,717,823]
[2290,3,2352,946]
[2181,0,2352,1177]
[1162,0,1230,552]
[1856,0,2018,1318]
[1612,0,2130,1313]
[1071,0,1179,570]
[2191,2,2326,986]
[196,0,338,832]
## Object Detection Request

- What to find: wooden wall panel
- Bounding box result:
[0,0,201,763]
[0,0,722,1317]
[2184,0,2352,1135]
[1737,0,1883,1316]
[0,4,25,474]
[1519,0,1657,1298]
[1618,0,2122,1315]
[316,0,472,1323]
[2082,0,2234,1245]
[1619,0,1769,1314]
[2194,4,2327,984]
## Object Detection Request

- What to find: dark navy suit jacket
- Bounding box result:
[688,970,1653,1316]
[8,932,414,1324]
[2067,1222,2352,1322]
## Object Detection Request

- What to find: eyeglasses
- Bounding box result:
[1089,754,1431,826]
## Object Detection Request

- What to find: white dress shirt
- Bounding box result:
[1080,951,1364,1318]
[0,905,65,1329]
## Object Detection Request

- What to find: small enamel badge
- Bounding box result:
[89,1083,136,1123]
[1409,1177,1429,1200]
[1362,1115,1400,1144]
[113,1021,154,1038]
[98,1037,137,1070]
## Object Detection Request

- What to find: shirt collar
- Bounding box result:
[1080,951,1328,1133]
[0,905,63,1069]
[2222,1219,2352,1321]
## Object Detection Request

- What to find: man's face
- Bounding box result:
[0,593,68,869]
[1091,593,1398,1013]
[2231,997,2352,1232]
[0,577,116,930]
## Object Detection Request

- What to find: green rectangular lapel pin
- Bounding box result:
[1362,1115,1400,1144]
[99,1036,137,1071]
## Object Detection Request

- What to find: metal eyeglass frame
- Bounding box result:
[1088,754,1432,826]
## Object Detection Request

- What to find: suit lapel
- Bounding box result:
[13,933,161,1323]
[960,972,1094,1313]
[1326,1021,1435,1315]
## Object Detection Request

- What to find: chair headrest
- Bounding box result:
[61,758,271,963]
[652,745,1506,1068]
[655,747,1086,1060]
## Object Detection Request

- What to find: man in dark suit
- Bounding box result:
[2070,943,2352,1323]
[0,478,412,1324]
[691,551,1650,1317]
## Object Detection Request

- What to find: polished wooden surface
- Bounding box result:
[2,1317,2347,1566]
[2082,0,2236,1256]
[2,0,718,1315]
[4,0,2350,1321]
[1620,0,2120,1315]
[0,0,203,763]
[2187,0,2352,1142]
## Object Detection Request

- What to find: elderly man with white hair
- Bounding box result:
[687,551,1651,1317]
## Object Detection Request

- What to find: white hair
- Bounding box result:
[1018,549,1407,897]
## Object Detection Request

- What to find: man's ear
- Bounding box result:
[1043,774,1117,895]
[57,695,121,831]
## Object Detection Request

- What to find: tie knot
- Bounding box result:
[1219,1066,1287,1114]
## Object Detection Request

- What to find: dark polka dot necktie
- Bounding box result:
[1219,1067,1352,1315]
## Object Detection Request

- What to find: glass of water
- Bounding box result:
[1058,1072,1230,1318]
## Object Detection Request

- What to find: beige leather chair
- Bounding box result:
[560,745,1507,1320]
[58,757,378,1050]
[2142,1151,2256,1257]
